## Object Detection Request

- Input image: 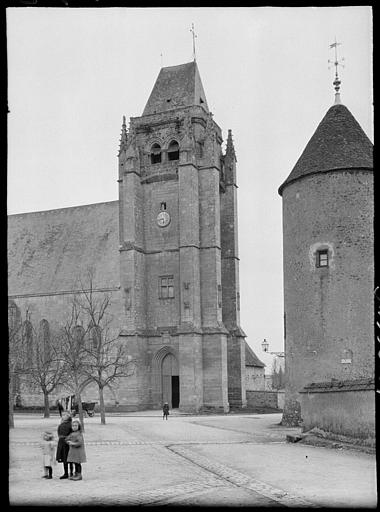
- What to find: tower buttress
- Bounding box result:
[118,117,146,333]
[220,129,247,408]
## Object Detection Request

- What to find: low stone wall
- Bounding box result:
[299,379,375,440]
[246,390,281,409]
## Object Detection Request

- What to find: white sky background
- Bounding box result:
[7,6,373,355]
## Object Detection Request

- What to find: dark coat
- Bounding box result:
[163,404,169,415]
[56,419,72,462]
[66,431,87,464]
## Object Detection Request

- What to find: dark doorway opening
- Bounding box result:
[171,376,180,408]
[162,353,180,409]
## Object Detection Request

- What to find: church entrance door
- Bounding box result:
[162,353,180,408]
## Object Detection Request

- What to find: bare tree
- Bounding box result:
[271,358,285,390]
[8,301,25,428]
[76,274,135,425]
[27,321,69,418]
[59,295,92,432]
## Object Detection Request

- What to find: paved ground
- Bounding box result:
[9,410,377,507]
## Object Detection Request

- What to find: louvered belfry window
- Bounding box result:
[151,143,162,164]
[168,140,179,161]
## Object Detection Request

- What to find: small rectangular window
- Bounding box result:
[159,276,174,299]
[317,250,329,268]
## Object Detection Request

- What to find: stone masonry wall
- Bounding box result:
[299,382,375,440]
[246,390,279,409]
[281,170,374,426]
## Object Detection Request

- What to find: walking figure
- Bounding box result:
[56,399,63,417]
[163,402,169,420]
[66,419,87,480]
[41,431,56,479]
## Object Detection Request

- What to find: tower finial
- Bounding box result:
[190,23,197,62]
[226,129,237,162]
[119,115,128,155]
[328,37,345,105]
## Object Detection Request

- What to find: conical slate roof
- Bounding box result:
[278,103,373,195]
[142,61,209,116]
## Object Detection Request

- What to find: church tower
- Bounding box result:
[278,57,374,433]
[117,62,246,412]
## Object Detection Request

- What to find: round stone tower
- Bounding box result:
[278,94,374,427]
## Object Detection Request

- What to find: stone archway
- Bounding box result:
[152,346,180,408]
[162,353,179,408]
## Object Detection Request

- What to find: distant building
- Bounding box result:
[258,339,285,391]
[245,343,265,391]
[279,70,374,441]
[244,339,284,391]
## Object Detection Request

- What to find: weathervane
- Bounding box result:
[328,37,345,104]
[190,23,197,62]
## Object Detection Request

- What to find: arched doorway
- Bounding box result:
[161,353,180,408]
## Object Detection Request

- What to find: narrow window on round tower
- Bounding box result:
[316,249,329,268]
[151,143,162,164]
[168,140,179,161]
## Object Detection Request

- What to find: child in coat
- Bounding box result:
[56,411,74,479]
[66,419,86,481]
[41,431,56,479]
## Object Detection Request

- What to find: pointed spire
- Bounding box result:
[118,115,128,155]
[190,23,197,62]
[225,129,237,162]
[333,72,341,105]
[142,61,209,115]
[328,38,344,105]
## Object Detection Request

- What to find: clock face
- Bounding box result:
[157,211,170,227]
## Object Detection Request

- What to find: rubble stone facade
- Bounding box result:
[279,103,374,438]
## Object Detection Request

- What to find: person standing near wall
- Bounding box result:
[163,402,169,420]
[56,399,63,417]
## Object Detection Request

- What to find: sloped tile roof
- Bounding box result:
[8,201,119,296]
[245,342,265,368]
[142,61,209,115]
[278,103,373,195]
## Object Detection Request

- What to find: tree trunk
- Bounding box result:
[43,390,50,418]
[9,374,14,429]
[76,392,85,432]
[99,386,106,425]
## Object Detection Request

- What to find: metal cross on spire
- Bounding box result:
[190,23,197,62]
[328,37,345,104]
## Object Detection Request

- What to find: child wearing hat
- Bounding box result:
[65,419,86,480]
[41,431,56,479]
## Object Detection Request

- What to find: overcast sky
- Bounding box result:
[7,6,373,355]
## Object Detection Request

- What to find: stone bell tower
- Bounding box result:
[117,61,246,413]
